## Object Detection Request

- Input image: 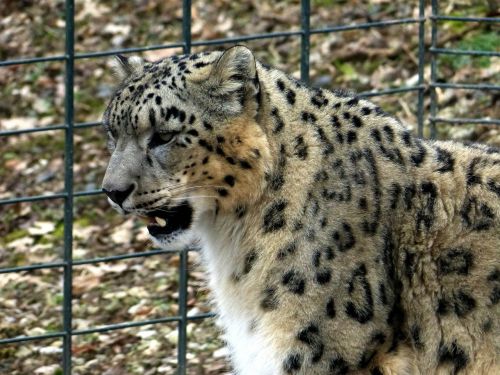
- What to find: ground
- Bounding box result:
[0,1,498,374]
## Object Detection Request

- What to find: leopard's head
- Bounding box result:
[101,46,272,249]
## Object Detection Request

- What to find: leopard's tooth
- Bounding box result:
[155,217,167,227]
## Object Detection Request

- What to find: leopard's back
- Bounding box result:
[102,46,500,374]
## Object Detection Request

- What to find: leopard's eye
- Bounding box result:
[148,132,176,149]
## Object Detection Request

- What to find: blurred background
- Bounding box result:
[0,0,498,374]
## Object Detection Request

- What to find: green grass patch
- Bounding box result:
[440,31,497,70]
[4,229,29,243]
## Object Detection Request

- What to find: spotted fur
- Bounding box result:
[102,47,499,374]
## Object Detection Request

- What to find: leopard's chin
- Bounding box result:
[144,200,194,240]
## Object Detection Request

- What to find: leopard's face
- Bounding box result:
[101,47,272,249]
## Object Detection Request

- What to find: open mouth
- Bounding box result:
[145,200,193,237]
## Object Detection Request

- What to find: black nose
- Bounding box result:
[103,184,135,207]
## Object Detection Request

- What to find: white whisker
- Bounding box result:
[133,183,226,213]
[170,185,226,193]
[145,196,218,212]
[138,182,227,195]
[170,195,218,200]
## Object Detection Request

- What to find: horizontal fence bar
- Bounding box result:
[311,17,423,34]
[430,117,500,125]
[74,121,102,129]
[186,312,215,320]
[1,6,499,375]
[359,85,423,97]
[0,121,102,138]
[0,189,101,206]
[1,85,441,140]
[192,30,302,47]
[431,82,500,90]
[74,189,103,198]
[1,84,446,142]
[0,34,300,67]
[0,247,203,275]
[0,261,66,274]
[0,332,65,345]
[0,312,216,345]
[430,15,500,23]
[430,47,500,57]
[0,17,425,68]
[0,124,67,137]
[73,316,182,336]
[72,248,180,266]
[0,83,431,141]
[0,55,66,67]
[0,192,67,205]
[75,43,185,59]
[178,18,426,50]
[0,45,185,68]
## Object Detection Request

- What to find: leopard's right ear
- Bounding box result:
[110,55,145,82]
[189,46,259,118]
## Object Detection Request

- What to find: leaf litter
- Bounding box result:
[0,1,498,374]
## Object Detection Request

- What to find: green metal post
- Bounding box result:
[430,0,439,138]
[62,0,75,373]
[177,249,189,375]
[183,0,192,54]
[417,0,425,137]
[178,3,192,373]
[301,0,311,83]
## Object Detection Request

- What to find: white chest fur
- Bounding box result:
[198,219,281,375]
[217,309,279,375]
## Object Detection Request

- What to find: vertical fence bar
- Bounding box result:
[1,1,497,373]
[429,0,439,138]
[183,0,192,54]
[62,0,75,373]
[417,0,426,138]
[300,0,311,83]
[179,2,192,373]
[177,249,189,375]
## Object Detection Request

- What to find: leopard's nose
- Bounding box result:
[103,184,134,207]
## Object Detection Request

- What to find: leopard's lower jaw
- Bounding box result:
[148,228,197,251]
[144,201,194,238]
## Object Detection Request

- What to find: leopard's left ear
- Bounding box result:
[110,55,145,83]
[196,46,259,117]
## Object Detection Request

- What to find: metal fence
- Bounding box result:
[0,0,498,374]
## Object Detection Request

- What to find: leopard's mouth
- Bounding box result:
[144,200,193,237]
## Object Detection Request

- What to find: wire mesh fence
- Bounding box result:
[0,0,498,374]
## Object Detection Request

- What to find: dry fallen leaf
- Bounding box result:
[27,221,55,236]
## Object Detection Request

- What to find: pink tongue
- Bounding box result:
[148,217,156,225]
